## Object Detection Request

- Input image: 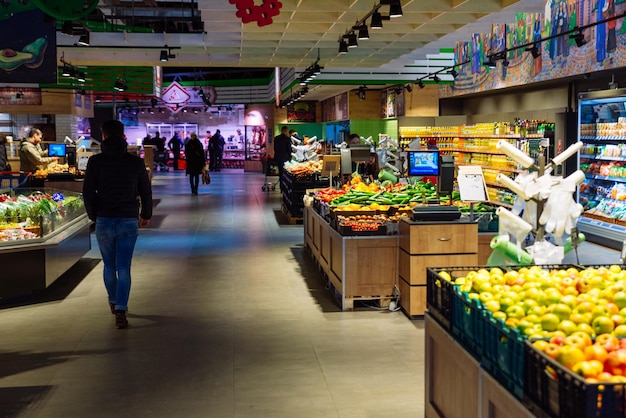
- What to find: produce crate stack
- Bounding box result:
[281,171,327,219]
[427,264,626,417]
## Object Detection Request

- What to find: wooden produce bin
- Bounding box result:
[304,207,398,310]
[425,315,535,418]
[399,219,478,317]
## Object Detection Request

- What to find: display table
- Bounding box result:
[425,314,534,418]
[0,214,91,298]
[398,218,478,317]
[304,206,398,310]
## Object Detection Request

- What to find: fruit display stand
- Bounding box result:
[304,206,397,310]
[398,218,478,318]
[425,314,535,418]
[0,189,91,298]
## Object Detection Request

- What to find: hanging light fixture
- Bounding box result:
[417,80,425,89]
[160,50,169,62]
[338,39,349,54]
[381,0,403,18]
[76,71,86,82]
[432,74,440,83]
[449,68,459,78]
[370,10,383,29]
[77,32,90,46]
[405,84,413,92]
[357,24,369,40]
[347,32,358,48]
[114,79,127,92]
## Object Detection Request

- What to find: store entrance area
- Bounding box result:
[0,170,620,417]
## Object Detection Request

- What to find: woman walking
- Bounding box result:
[185,133,205,195]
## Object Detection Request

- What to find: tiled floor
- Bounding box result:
[0,170,620,418]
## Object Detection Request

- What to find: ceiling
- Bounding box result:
[56,0,548,102]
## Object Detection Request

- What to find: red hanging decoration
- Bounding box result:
[229,0,282,27]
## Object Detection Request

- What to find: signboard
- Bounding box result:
[457,165,489,202]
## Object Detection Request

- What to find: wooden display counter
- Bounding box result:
[304,206,397,310]
[425,314,535,418]
[399,218,478,317]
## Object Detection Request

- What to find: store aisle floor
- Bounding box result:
[0,170,620,418]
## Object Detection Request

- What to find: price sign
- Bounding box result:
[457,165,488,202]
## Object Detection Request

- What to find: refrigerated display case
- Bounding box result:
[577,88,626,248]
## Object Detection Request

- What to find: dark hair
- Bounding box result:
[101,120,125,138]
[28,128,42,138]
[348,133,360,141]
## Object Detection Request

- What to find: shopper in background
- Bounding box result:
[185,132,205,195]
[273,125,292,179]
[208,130,225,171]
[0,133,8,171]
[168,132,183,170]
[83,120,152,329]
[349,133,361,145]
[19,128,58,174]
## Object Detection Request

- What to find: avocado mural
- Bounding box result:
[0,9,56,83]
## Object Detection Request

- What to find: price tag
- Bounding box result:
[457,165,488,202]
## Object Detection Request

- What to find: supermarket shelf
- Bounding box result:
[584,173,626,183]
[580,154,626,161]
[580,136,626,141]
[453,163,521,174]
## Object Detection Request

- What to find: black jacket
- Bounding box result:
[273,133,292,164]
[185,138,205,175]
[83,136,152,221]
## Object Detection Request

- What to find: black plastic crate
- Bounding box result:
[482,313,525,400]
[451,287,485,361]
[524,340,626,418]
[426,267,456,331]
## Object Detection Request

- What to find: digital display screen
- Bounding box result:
[48,143,66,157]
[407,151,439,176]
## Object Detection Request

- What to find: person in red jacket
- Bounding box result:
[83,120,152,329]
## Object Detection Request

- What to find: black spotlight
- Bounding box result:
[347,32,358,48]
[370,11,383,29]
[449,68,458,78]
[77,32,90,46]
[357,86,367,100]
[483,55,497,68]
[357,24,369,40]
[160,50,169,62]
[405,84,413,92]
[418,80,425,89]
[432,75,440,83]
[387,0,403,18]
[338,39,349,54]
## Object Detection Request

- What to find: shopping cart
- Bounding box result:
[261,157,279,192]
[154,151,171,172]
[0,171,32,193]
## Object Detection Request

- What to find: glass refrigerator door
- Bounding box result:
[577,88,626,247]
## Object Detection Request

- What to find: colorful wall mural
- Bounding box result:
[441,0,626,98]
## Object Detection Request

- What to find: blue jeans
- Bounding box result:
[95,217,139,312]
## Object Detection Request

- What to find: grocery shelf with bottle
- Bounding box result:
[399,121,552,207]
[576,88,626,247]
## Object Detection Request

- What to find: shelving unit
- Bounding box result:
[399,124,550,207]
[577,88,626,247]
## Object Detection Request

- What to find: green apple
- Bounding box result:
[540,313,561,332]
[591,305,611,320]
[550,303,572,322]
[506,305,526,320]
[544,288,562,305]
[492,311,507,321]
[613,291,626,309]
[613,324,626,338]
[483,300,500,313]
[557,320,578,336]
[559,294,578,310]
[592,315,615,335]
